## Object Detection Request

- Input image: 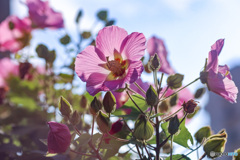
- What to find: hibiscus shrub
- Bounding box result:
[0,0,239,160]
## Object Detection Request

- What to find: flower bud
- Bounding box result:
[80,95,87,109]
[194,126,211,143]
[59,96,73,118]
[203,129,227,158]
[233,148,240,160]
[167,73,184,89]
[149,54,161,71]
[168,115,179,135]
[194,87,206,99]
[109,119,124,135]
[19,62,32,79]
[169,94,178,107]
[182,99,198,114]
[146,85,159,106]
[158,100,169,113]
[96,111,111,133]
[47,122,71,153]
[133,114,154,141]
[144,64,152,73]
[60,34,71,45]
[90,97,102,115]
[69,110,80,126]
[103,91,116,114]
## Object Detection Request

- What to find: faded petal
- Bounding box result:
[147,36,167,57]
[96,26,128,59]
[75,46,109,82]
[120,32,146,60]
[47,122,71,153]
[207,70,238,103]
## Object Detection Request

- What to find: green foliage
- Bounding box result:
[161,118,194,148]
[167,73,184,89]
[165,154,190,160]
[60,34,71,45]
[97,10,108,21]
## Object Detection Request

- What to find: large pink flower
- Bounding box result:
[0,16,32,53]
[200,39,238,103]
[47,122,71,153]
[75,26,146,95]
[147,36,174,74]
[26,0,64,29]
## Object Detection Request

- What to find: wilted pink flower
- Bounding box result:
[47,122,71,153]
[0,16,32,53]
[200,39,238,103]
[147,36,174,74]
[0,58,19,87]
[75,26,146,95]
[26,0,64,29]
[109,119,124,135]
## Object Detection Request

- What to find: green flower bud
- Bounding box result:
[149,54,161,71]
[103,91,116,114]
[167,73,184,89]
[194,87,206,99]
[133,114,154,141]
[169,94,178,107]
[60,34,71,45]
[168,115,179,135]
[203,129,227,158]
[233,148,240,160]
[158,100,169,113]
[59,96,73,118]
[70,110,80,126]
[90,97,102,116]
[146,85,159,106]
[194,126,211,143]
[80,95,87,109]
[96,111,111,133]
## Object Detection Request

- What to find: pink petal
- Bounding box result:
[147,36,167,57]
[75,46,110,82]
[129,78,149,97]
[120,32,146,61]
[96,26,128,60]
[86,72,109,95]
[0,58,19,79]
[211,39,224,55]
[207,70,238,103]
[218,65,232,80]
[158,53,175,74]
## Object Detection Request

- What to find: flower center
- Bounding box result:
[107,58,128,78]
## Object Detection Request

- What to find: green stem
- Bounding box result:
[97,134,104,151]
[70,149,97,158]
[136,144,143,159]
[107,133,129,143]
[134,82,146,95]
[159,107,183,123]
[199,153,207,160]
[144,145,151,159]
[126,90,145,114]
[153,70,158,91]
[159,86,169,101]
[88,141,102,160]
[170,135,173,160]
[160,77,200,102]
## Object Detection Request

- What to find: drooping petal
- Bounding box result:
[75,46,110,82]
[211,39,224,55]
[158,53,175,74]
[207,70,238,103]
[147,36,167,57]
[86,72,109,95]
[96,26,128,60]
[120,32,146,61]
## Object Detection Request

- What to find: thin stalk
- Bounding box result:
[170,135,173,160]
[97,134,104,151]
[160,77,200,102]
[177,143,203,160]
[159,73,164,89]
[70,149,97,158]
[127,87,138,94]
[144,145,152,160]
[91,116,95,137]
[153,70,158,91]
[154,105,160,160]
[199,153,207,160]
[126,90,144,114]
[134,82,146,95]
[159,107,183,123]
[74,126,82,136]
[107,133,129,143]
[88,141,102,160]
[136,144,143,160]
[159,86,169,101]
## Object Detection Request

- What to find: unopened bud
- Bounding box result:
[90,97,102,115]
[194,87,206,99]
[149,54,161,71]
[103,91,116,114]
[203,129,227,158]
[146,85,159,106]
[169,94,178,106]
[80,95,87,108]
[133,114,154,141]
[158,100,169,113]
[194,126,211,143]
[167,73,184,89]
[59,96,73,118]
[96,111,111,133]
[60,34,71,45]
[70,110,80,126]
[168,115,179,135]
[182,99,198,114]
[233,148,240,160]
[144,64,152,73]
[109,120,124,135]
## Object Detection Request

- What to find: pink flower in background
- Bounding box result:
[47,122,71,153]
[147,36,174,74]
[0,16,32,53]
[109,119,124,135]
[26,0,64,29]
[0,58,19,87]
[200,39,238,103]
[75,26,146,95]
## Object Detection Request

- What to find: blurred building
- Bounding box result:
[205,66,240,160]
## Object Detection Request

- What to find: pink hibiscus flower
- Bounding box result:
[147,36,174,74]
[0,16,32,53]
[200,39,238,103]
[47,122,71,153]
[75,26,146,95]
[26,0,64,29]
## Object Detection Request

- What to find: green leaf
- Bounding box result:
[112,94,150,120]
[97,10,108,21]
[9,96,39,111]
[58,73,73,83]
[161,118,193,148]
[75,133,91,147]
[165,154,190,160]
